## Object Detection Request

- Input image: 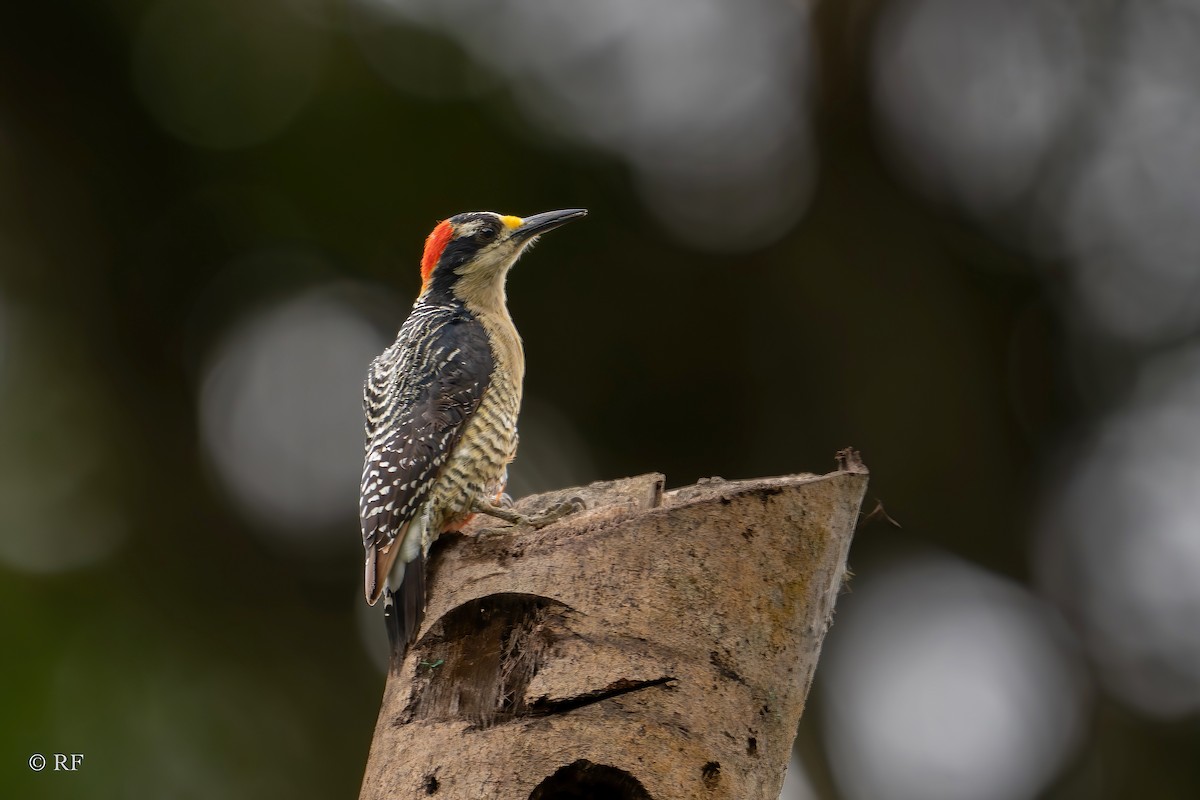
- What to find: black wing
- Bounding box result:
[360,302,493,607]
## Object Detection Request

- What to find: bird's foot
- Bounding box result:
[473,496,586,529]
[472,501,526,527]
[525,496,586,528]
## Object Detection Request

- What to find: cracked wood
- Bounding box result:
[359,466,868,800]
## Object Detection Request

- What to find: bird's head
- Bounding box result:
[418,209,587,310]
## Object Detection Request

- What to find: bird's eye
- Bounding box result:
[476,225,498,243]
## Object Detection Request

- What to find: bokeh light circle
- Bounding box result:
[1037,344,1200,717]
[820,552,1089,800]
[199,285,389,544]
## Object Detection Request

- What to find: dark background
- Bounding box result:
[3,1,1199,798]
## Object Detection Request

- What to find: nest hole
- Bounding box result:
[406,593,570,726]
[529,760,653,800]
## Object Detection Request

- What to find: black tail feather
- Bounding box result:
[384,553,427,669]
[382,589,402,665]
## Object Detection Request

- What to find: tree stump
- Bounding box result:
[360,459,868,800]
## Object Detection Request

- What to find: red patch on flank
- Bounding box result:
[444,513,475,532]
[420,220,454,290]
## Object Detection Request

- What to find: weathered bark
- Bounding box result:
[360,459,867,800]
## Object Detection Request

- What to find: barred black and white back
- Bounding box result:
[360,298,494,654]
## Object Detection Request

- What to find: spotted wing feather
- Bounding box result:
[360,301,493,613]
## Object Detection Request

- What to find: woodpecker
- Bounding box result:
[361,208,587,661]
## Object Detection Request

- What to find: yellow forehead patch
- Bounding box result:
[500,215,523,230]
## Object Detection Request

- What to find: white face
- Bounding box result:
[427,212,534,310]
[447,213,533,279]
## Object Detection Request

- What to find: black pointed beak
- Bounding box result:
[512,208,588,241]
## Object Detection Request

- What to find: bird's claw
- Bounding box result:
[474,495,586,529]
[525,495,586,528]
